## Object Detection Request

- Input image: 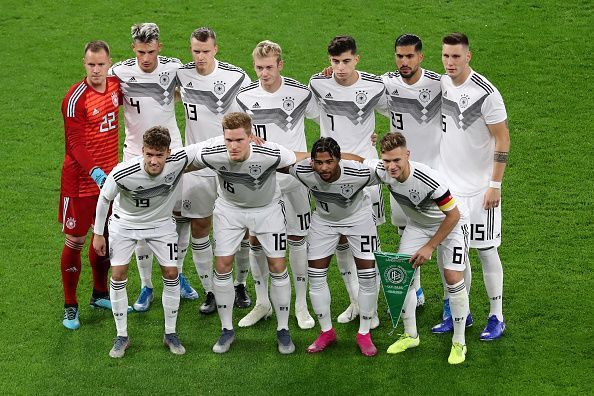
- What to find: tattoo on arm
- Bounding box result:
[494,151,509,163]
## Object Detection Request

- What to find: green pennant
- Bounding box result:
[374,251,416,329]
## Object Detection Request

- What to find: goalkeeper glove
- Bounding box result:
[90,167,107,188]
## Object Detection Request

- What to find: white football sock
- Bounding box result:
[135,241,153,288]
[234,240,250,285]
[335,243,359,305]
[162,275,180,334]
[213,270,234,330]
[249,244,270,306]
[191,236,213,293]
[357,268,377,335]
[110,278,128,337]
[175,216,191,273]
[270,268,291,331]
[401,281,418,338]
[464,258,472,295]
[288,238,308,310]
[478,247,504,321]
[308,267,332,332]
[413,267,421,292]
[448,279,468,345]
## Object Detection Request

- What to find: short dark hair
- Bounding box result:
[222,112,252,134]
[143,126,171,150]
[328,35,357,56]
[84,40,110,56]
[191,27,217,44]
[311,137,341,160]
[395,34,422,52]
[380,132,407,153]
[442,32,469,48]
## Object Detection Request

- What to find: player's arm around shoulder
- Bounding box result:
[183,136,222,172]
[484,119,510,210]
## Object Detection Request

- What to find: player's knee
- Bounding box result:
[191,217,211,238]
[65,234,86,245]
[267,258,286,273]
[161,266,178,280]
[444,269,463,285]
[287,235,304,242]
[111,265,129,281]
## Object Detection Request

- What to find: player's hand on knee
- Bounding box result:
[90,167,107,188]
[483,187,501,210]
[93,234,107,256]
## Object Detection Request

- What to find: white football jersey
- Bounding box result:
[94,146,196,234]
[440,70,507,195]
[309,71,387,158]
[236,76,319,191]
[381,69,442,168]
[366,159,467,227]
[110,56,183,155]
[190,138,296,208]
[177,60,251,145]
[289,159,379,225]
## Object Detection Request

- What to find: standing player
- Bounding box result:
[235,40,318,329]
[177,27,252,314]
[368,133,470,364]
[380,34,454,314]
[59,40,120,330]
[187,112,308,354]
[309,36,387,324]
[439,33,510,340]
[92,126,188,358]
[110,22,198,312]
[286,137,380,357]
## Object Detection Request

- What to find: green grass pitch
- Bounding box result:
[0,0,592,394]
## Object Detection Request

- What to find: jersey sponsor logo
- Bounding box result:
[340,184,355,198]
[419,88,431,103]
[249,164,262,178]
[186,82,193,87]
[220,166,227,171]
[214,80,226,95]
[282,97,295,112]
[128,77,137,82]
[459,94,470,108]
[391,89,399,95]
[252,102,261,109]
[92,108,99,116]
[65,266,78,273]
[137,185,144,189]
[408,189,421,204]
[324,92,333,99]
[111,92,119,106]
[355,91,368,104]
[159,72,171,87]
[65,217,76,229]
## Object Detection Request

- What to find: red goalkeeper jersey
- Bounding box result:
[60,76,121,197]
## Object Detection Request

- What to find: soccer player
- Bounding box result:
[59,40,120,330]
[177,27,252,314]
[438,33,510,340]
[379,34,446,311]
[309,35,386,325]
[187,112,308,354]
[92,126,188,358]
[285,137,380,356]
[235,40,318,329]
[110,22,198,312]
[369,132,470,364]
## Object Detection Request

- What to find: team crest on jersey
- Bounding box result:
[111,92,119,106]
[282,97,295,112]
[183,200,191,211]
[65,217,76,230]
[249,164,262,178]
[214,81,226,95]
[159,72,171,87]
[355,91,368,104]
[419,89,431,103]
[164,172,176,183]
[408,189,421,204]
[459,94,470,109]
[340,184,355,198]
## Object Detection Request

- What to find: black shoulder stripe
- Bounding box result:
[284,78,308,90]
[181,62,195,69]
[113,163,141,181]
[238,81,259,93]
[413,169,439,189]
[471,74,494,94]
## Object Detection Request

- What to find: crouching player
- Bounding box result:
[368,132,470,364]
[92,126,188,358]
[285,137,380,357]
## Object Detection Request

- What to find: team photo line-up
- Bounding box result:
[59,23,510,364]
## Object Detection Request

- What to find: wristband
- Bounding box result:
[90,167,107,188]
[489,181,502,189]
